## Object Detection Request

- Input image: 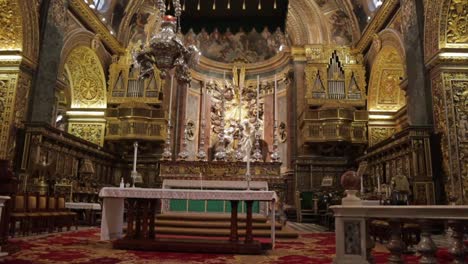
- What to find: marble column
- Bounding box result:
[400,0,432,126]
[28,0,67,124]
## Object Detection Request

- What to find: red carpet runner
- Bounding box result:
[2,228,465,263]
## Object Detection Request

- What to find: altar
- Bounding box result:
[99,187,278,254]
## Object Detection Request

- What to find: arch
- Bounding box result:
[19,0,40,63]
[367,44,406,112]
[64,46,107,109]
[59,28,111,80]
[367,29,406,68]
[0,0,40,63]
[286,0,329,45]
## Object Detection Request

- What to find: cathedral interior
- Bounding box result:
[0,0,467,263]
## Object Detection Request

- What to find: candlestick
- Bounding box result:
[270,74,280,162]
[178,83,190,160]
[377,173,381,193]
[246,151,251,190]
[256,75,260,121]
[197,82,207,161]
[360,174,364,194]
[168,74,174,121]
[132,141,138,172]
[252,75,262,162]
[161,74,175,160]
[274,74,277,121]
[131,141,142,187]
[235,86,243,161]
[199,172,203,190]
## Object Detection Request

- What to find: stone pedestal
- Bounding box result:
[0,196,10,257]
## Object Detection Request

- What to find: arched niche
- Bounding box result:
[367,44,406,112]
[59,29,111,81]
[64,46,107,109]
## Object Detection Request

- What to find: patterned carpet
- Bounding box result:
[1,228,465,264]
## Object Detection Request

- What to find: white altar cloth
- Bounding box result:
[99,187,278,247]
[66,202,101,210]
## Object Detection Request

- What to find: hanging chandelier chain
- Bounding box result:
[156,0,166,15]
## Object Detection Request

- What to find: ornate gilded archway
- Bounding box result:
[367,38,406,146]
[64,46,107,146]
[0,0,39,159]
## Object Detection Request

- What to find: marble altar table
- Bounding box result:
[99,187,278,254]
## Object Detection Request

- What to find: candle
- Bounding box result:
[168,74,174,124]
[274,74,277,122]
[247,152,250,175]
[377,173,381,193]
[201,82,205,120]
[256,75,260,120]
[239,86,242,122]
[360,174,364,194]
[133,141,138,172]
[199,172,203,190]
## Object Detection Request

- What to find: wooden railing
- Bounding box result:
[331,205,468,264]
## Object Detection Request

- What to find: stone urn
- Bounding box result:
[340,170,362,205]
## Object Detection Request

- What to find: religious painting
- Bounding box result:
[184,27,288,63]
[128,9,160,47]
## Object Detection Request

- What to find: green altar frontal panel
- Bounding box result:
[169,199,260,213]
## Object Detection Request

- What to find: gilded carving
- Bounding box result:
[65,46,106,108]
[377,69,403,105]
[368,46,406,111]
[369,127,396,146]
[432,71,468,203]
[0,74,18,159]
[68,123,105,146]
[0,0,22,51]
[446,0,468,44]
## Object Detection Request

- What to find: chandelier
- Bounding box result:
[135,0,199,84]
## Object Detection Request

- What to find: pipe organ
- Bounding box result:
[302,45,367,144]
[105,52,167,143]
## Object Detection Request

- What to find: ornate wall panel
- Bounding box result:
[369,127,396,147]
[440,0,468,46]
[431,70,468,203]
[0,0,22,52]
[368,46,406,112]
[0,74,18,159]
[68,122,105,146]
[64,46,107,109]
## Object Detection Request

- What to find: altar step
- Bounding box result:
[156,212,268,223]
[152,213,298,239]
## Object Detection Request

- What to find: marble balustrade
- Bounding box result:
[331,205,468,264]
